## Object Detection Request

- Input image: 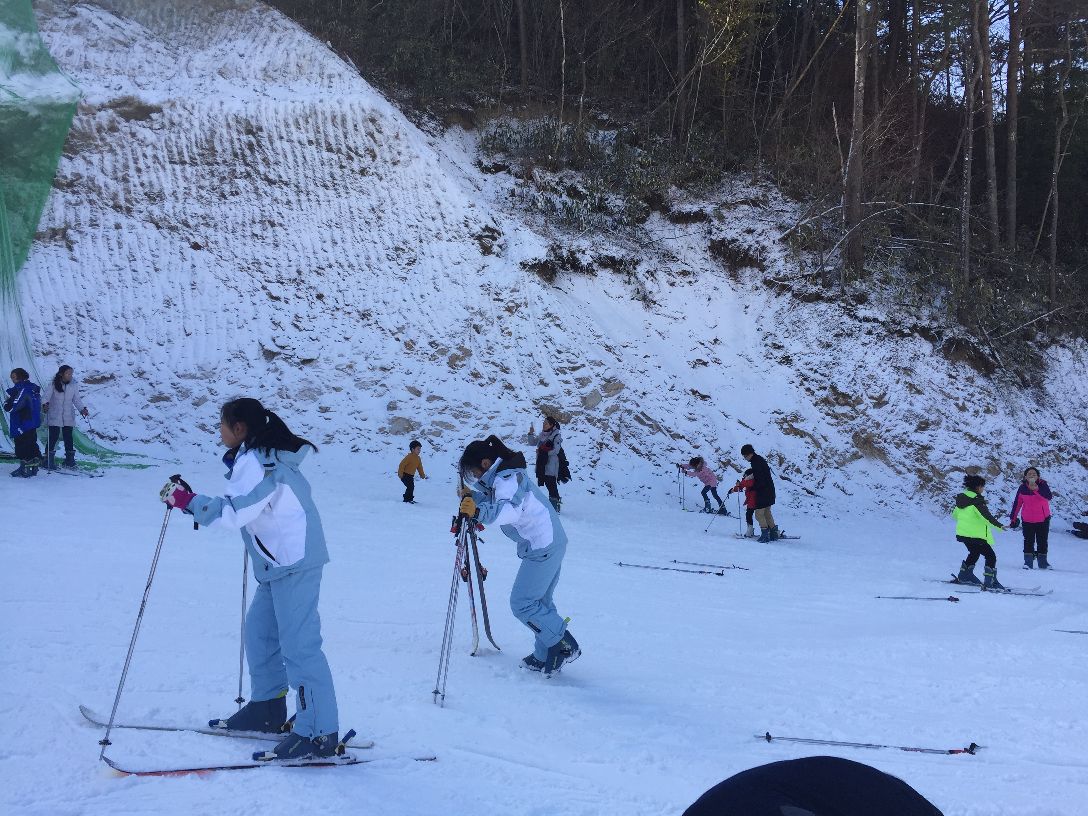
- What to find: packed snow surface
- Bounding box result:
[3,1,1088,814]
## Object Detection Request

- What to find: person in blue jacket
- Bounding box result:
[5,368,43,478]
[160,397,341,761]
[458,434,580,677]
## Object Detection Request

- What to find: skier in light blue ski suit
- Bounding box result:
[162,398,340,761]
[459,434,580,676]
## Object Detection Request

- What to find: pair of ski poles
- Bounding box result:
[97,477,249,758]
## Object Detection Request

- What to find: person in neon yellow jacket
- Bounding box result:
[952,474,1007,590]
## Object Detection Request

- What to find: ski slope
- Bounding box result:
[3,466,1088,815]
[2,1,1088,813]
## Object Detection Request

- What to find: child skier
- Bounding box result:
[1008,467,1052,569]
[397,439,427,503]
[40,364,89,470]
[952,474,1007,590]
[160,397,342,761]
[679,456,727,514]
[727,468,757,536]
[458,434,580,677]
[5,368,42,478]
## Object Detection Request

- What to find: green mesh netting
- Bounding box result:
[0,1,148,468]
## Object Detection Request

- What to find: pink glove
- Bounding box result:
[159,480,195,511]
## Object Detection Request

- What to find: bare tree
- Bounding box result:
[1006,0,1021,248]
[974,0,1000,252]
[844,0,874,281]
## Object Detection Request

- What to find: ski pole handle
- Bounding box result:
[170,474,199,530]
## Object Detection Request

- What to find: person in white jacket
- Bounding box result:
[40,365,88,469]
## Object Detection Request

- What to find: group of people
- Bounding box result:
[160,398,579,762]
[952,466,1055,590]
[4,365,90,478]
[679,444,780,542]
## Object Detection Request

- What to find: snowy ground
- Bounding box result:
[3,456,1087,815]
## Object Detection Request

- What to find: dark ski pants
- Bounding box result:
[1021,518,1050,555]
[45,425,75,466]
[745,507,755,526]
[959,536,997,569]
[14,430,41,463]
[543,475,560,501]
[701,485,724,508]
[400,474,415,502]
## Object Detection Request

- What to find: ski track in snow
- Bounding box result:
[2,1,1087,814]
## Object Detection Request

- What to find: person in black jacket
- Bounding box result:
[741,444,778,542]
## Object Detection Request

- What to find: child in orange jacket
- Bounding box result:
[397,440,427,503]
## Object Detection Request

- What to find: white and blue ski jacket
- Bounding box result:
[470,457,567,559]
[188,445,329,582]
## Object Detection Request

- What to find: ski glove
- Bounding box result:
[159,480,195,512]
[458,496,477,518]
[1010,518,1020,529]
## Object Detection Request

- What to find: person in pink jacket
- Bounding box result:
[679,456,727,514]
[1009,466,1053,569]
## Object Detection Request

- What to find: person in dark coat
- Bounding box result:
[682,755,944,816]
[5,367,43,478]
[741,444,778,541]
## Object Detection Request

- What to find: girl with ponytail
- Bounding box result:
[457,434,581,677]
[160,397,342,761]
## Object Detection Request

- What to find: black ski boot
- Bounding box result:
[253,731,339,762]
[209,695,287,733]
[716,505,728,515]
[541,638,569,678]
[1023,552,1035,569]
[521,654,545,672]
[983,567,1008,592]
[768,525,781,541]
[701,503,713,514]
[1037,553,1050,569]
[10,462,28,478]
[558,629,581,664]
[63,453,77,469]
[956,561,982,585]
[549,496,561,514]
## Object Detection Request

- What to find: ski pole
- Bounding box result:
[704,510,719,533]
[758,731,979,755]
[98,504,174,759]
[234,542,249,710]
[671,559,749,571]
[736,492,743,535]
[616,561,724,576]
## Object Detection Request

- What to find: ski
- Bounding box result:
[461,536,480,656]
[953,586,1052,597]
[671,559,749,571]
[102,751,437,777]
[616,561,724,576]
[46,468,104,478]
[79,705,375,750]
[932,576,1046,595]
[1054,629,1088,635]
[733,534,800,540]
[876,595,960,603]
[758,732,979,755]
[469,529,500,651]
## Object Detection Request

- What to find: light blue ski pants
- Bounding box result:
[509,540,567,660]
[246,566,338,738]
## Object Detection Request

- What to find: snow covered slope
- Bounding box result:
[19,1,1088,514]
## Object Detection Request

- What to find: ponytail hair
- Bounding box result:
[10,368,29,382]
[689,456,703,469]
[459,434,518,481]
[53,365,72,393]
[963,474,986,492]
[220,398,317,456]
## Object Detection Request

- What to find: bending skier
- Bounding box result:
[952,474,1007,590]
[160,397,341,760]
[679,456,727,514]
[458,434,580,677]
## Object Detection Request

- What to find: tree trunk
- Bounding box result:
[675,0,687,138]
[844,0,873,281]
[1005,0,1019,249]
[1048,31,1072,305]
[961,33,978,292]
[515,0,529,97]
[974,0,1000,253]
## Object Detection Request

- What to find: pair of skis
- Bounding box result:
[80,705,436,775]
[433,513,500,706]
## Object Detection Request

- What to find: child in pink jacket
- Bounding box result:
[1009,466,1053,569]
[679,456,727,514]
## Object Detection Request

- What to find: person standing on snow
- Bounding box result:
[1008,466,1053,570]
[458,434,580,677]
[40,364,89,470]
[679,456,727,514]
[727,468,757,536]
[741,444,779,541]
[397,439,427,504]
[160,397,342,761]
[529,415,564,512]
[5,368,42,478]
[952,473,1007,590]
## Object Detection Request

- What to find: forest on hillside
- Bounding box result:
[269,0,1087,343]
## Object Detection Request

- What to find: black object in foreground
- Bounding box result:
[876,595,960,603]
[683,755,945,816]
